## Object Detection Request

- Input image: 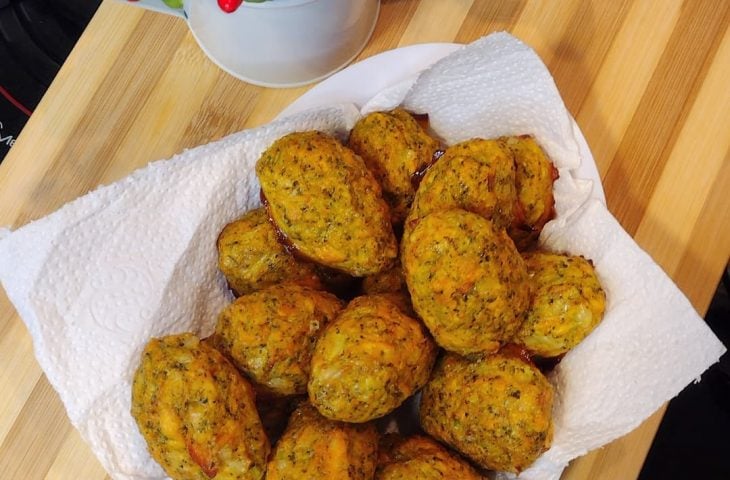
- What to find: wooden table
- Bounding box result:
[0,0,728,478]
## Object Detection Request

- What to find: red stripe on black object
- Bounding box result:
[0,85,33,117]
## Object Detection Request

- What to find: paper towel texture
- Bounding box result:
[403,33,582,171]
[0,33,724,480]
[493,199,728,480]
[0,104,360,479]
[360,34,596,222]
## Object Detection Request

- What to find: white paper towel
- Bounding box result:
[0,105,360,479]
[509,198,728,479]
[361,34,596,222]
[403,34,582,171]
[0,33,724,480]
[372,33,726,479]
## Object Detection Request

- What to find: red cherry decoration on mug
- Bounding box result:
[218,0,243,13]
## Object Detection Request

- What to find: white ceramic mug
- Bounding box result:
[122,0,380,88]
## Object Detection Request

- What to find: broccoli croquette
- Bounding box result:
[131,334,269,480]
[420,352,553,473]
[515,252,606,357]
[308,295,437,423]
[403,209,530,355]
[256,131,397,276]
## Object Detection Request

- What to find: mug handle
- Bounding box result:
[118,0,186,19]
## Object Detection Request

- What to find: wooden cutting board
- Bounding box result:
[0,0,728,479]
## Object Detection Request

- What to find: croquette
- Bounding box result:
[348,109,440,224]
[131,333,269,480]
[217,208,321,295]
[500,136,558,250]
[376,434,484,479]
[420,351,553,473]
[308,295,437,423]
[407,138,516,231]
[266,402,379,480]
[514,252,606,357]
[256,131,397,276]
[213,283,343,396]
[402,209,530,355]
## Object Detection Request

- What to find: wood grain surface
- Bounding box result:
[1,0,728,479]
